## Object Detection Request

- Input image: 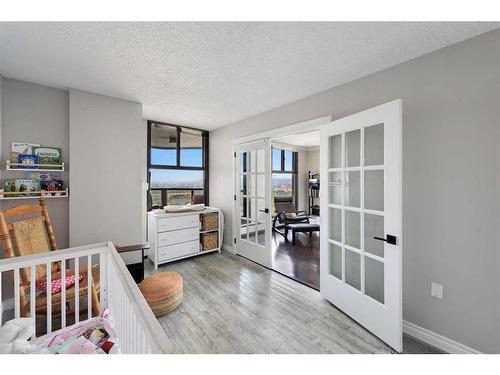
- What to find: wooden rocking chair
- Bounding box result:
[0,198,101,320]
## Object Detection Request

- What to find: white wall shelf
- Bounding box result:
[0,188,69,200]
[6,160,65,172]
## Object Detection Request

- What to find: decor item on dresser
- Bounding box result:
[138,272,183,317]
[147,207,223,269]
[164,203,205,212]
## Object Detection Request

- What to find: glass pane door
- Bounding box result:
[327,124,385,303]
[320,99,402,352]
[235,140,271,268]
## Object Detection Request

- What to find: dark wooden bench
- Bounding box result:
[285,223,320,245]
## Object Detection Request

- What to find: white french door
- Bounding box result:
[234,139,272,268]
[320,99,403,352]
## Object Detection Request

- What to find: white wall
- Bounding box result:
[210,30,500,353]
[1,78,70,249]
[69,89,145,247]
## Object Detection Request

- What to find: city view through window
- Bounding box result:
[148,122,207,208]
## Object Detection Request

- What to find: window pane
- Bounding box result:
[284,150,293,171]
[180,128,203,167]
[149,169,204,189]
[166,190,192,205]
[365,123,384,166]
[345,249,361,291]
[272,148,281,170]
[272,173,293,213]
[240,152,247,173]
[151,148,176,166]
[192,190,205,204]
[329,134,341,168]
[345,129,360,167]
[329,243,342,280]
[150,190,163,207]
[365,256,385,304]
[150,124,177,165]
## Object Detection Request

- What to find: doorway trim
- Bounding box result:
[231,115,332,259]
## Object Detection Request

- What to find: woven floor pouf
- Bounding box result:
[139,272,183,317]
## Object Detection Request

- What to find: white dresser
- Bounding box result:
[147,207,222,269]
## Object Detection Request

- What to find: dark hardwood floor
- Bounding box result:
[272,229,320,290]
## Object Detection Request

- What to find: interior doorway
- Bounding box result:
[270,131,321,289]
[232,101,403,351]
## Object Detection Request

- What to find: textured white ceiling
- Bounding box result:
[0,22,497,130]
[274,131,320,149]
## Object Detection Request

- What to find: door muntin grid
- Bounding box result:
[327,123,385,305]
[239,150,266,248]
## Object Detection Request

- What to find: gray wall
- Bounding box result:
[210,30,500,353]
[69,89,145,247]
[1,78,70,249]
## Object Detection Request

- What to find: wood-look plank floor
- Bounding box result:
[145,252,443,354]
[272,231,320,290]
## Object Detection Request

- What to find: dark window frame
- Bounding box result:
[271,147,298,212]
[147,120,209,210]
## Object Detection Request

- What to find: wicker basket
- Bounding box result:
[201,232,218,251]
[201,212,219,231]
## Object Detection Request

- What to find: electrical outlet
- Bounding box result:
[431,282,443,299]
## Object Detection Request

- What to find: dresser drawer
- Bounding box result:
[158,227,199,247]
[158,240,199,261]
[157,215,199,232]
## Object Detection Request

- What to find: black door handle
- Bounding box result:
[259,208,269,213]
[373,235,397,245]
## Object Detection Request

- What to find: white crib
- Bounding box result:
[0,242,170,354]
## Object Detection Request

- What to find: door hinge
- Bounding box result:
[234,194,236,201]
[234,238,236,244]
[234,152,236,158]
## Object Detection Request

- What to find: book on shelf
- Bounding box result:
[10,142,40,163]
[33,147,63,167]
[17,154,39,168]
[9,142,63,168]
[3,179,41,197]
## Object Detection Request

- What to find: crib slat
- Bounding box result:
[74,257,79,323]
[46,263,52,333]
[30,266,36,338]
[14,268,20,319]
[61,260,66,328]
[87,255,91,319]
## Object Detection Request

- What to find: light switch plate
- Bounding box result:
[431,282,443,299]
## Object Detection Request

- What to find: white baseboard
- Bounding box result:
[403,320,482,354]
[222,243,236,254]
